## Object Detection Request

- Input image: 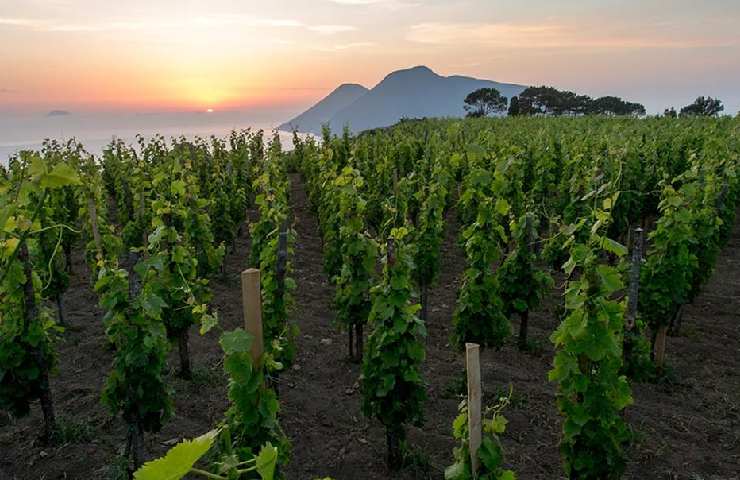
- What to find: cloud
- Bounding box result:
[0,88,18,94]
[0,17,43,28]
[308,25,357,34]
[193,15,303,28]
[328,0,387,4]
[0,15,352,35]
[313,41,376,51]
[406,21,739,49]
[0,16,165,32]
[408,22,562,47]
[327,0,420,9]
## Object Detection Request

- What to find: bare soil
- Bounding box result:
[1,174,738,480]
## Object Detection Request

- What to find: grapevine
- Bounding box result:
[549,197,632,479]
[361,227,426,469]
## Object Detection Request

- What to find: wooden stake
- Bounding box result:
[127,252,142,299]
[518,214,535,350]
[241,268,264,364]
[386,238,396,266]
[626,227,643,330]
[87,196,103,258]
[654,325,668,373]
[139,190,148,258]
[465,342,482,476]
[275,223,288,299]
[20,242,56,443]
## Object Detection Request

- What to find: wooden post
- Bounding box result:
[139,190,148,258]
[717,181,729,212]
[386,238,396,266]
[275,223,288,299]
[518,214,535,350]
[626,227,643,330]
[127,252,142,299]
[87,196,103,257]
[654,325,668,374]
[466,342,482,476]
[20,242,56,444]
[241,268,264,364]
[420,282,428,322]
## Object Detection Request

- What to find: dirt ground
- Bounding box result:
[1,174,738,480]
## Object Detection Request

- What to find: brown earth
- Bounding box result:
[1,174,738,480]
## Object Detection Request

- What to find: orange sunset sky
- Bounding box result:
[1,0,739,114]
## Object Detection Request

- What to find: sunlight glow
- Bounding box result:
[0,0,737,114]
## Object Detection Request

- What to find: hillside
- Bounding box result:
[279,83,368,133]
[280,66,526,134]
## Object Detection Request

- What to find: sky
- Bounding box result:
[1,0,739,115]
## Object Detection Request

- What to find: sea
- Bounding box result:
[0,109,302,165]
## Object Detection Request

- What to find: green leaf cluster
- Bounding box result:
[361,229,426,433]
[445,396,516,480]
[453,183,510,349]
[549,210,632,480]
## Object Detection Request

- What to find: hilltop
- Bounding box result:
[280,66,526,134]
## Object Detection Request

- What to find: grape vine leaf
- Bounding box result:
[133,429,217,480]
[255,442,278,479]
[40,163,81,188]
[220,328,253,355]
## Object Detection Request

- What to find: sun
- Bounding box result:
[206,108,214,113]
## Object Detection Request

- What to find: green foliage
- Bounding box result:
[250,135,289,267]
[133,429,278,480]
[98,261,173,434]
[0,307,58,416]
[101,139,136,226]
[621,327,655,381]
[639,185,697,330]
[361,228,426,451]
[680,96,724,117]
[445,395,516,480]
[93,132,265,471]
[134,430,219,480]
[219,329,290,470]
[32,198,70,306]
[549,203,633,480]
[308,116,738,390]
[115,149,152,252]
[148,155,219,341]
[52,416,95,444]
[496,213,553,323]
[452,191,510,349]
[196,134,251,250]
[315,148,345,279]
[0,152,79,423]
[332,167,378,337]
[638,144,737,369]
[413,157,449,297]
[464,88,508,118]
[250,133,297,367]
[29,141,88,313]
[79,156,123,279]
[129,328,286,480]
[258,225,297,367]
[4,115,738,478]
[515,85,645,116]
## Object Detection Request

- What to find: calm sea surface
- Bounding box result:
[0,110,302,164]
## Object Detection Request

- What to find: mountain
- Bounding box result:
[279,83,368,133]
[280,66,527,135]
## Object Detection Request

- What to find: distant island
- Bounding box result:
[280,65,661,136]
[280,65,526,135]
[47,110,71,117]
